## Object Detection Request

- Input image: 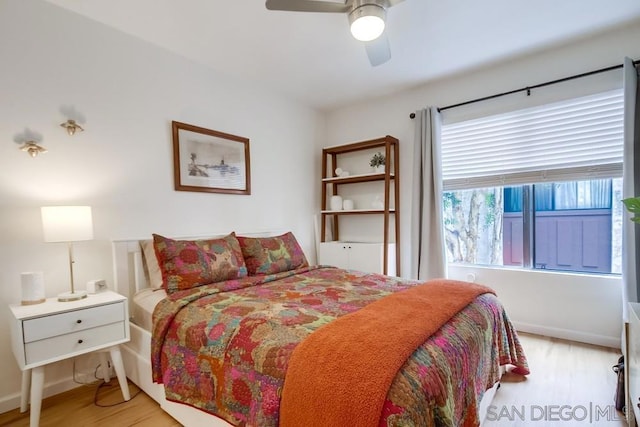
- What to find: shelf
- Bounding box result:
[320,135,400,276]
[321,209,396,215]
[322,172,395,185]
[322,136,398,154]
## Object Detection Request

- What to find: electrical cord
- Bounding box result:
[71,358,142,406]
[93,378,142,408]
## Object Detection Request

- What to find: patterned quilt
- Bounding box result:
[151,266,529,426]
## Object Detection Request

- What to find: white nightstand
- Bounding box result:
[9,291,131,427]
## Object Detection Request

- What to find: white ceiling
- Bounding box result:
[45,0,640,111]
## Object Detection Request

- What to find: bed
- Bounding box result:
[112,232,529,427]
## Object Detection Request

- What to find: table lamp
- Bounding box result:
[41,206,93,301]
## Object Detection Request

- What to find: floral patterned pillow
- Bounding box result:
[237,232,308,276]
[153,233,248,294]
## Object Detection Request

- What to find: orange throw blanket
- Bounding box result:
[279,279,495,427]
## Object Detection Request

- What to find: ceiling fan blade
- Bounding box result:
[365,33,391,66]
[387,0,404,6]
[265,0,350,13]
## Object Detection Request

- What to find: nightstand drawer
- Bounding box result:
[25,321,126,365]
[23,301,125,343]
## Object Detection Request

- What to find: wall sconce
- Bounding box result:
[60,119,84,136]
[19,141,47,157]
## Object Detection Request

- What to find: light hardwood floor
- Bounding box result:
[485,332,626,426]
[0,332,626,426]
[0,381,179,427]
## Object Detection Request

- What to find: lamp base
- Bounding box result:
[58,290,88,302]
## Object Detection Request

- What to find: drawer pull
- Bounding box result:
[76,320,82,324]
[78,339,83,344]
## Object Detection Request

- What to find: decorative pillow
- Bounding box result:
[237,232,308,276]
[153,233,248,293]
[140,239,164,289]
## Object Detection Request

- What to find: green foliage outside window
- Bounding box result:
[623,197,640,223]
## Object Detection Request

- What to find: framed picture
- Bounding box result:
[172,121,251,195]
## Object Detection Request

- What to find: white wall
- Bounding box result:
[448,265,622,348]
[0,0,323,411]
[326,20,640,348]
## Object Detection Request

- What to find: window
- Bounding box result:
[443,179,622,273]
[441,90,624,275]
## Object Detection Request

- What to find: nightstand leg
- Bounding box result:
[109,346,130,401]
[20,369,31,412]
[30,366,44,427]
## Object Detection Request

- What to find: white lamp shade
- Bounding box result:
[349,4,386,42]
[41,206,93,242]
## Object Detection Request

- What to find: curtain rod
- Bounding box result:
[408,58,640,119]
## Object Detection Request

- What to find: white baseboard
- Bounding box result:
[0,376,80,415]
[513,321,621,349]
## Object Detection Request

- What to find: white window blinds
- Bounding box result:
[440,89,624,190]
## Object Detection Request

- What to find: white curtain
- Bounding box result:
[410,107,446,280]
[623,57,640,321]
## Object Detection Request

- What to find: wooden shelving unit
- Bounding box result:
[320,135,400,275]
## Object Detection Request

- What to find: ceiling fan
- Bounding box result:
[265,0,404,66]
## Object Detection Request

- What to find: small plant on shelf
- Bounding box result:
[370,152,385,172]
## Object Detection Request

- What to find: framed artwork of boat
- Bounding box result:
[172,121,251,195]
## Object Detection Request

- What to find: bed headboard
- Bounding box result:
[111,231,286,316]
[112,238,147,303]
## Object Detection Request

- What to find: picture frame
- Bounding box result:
[172,121,251,195]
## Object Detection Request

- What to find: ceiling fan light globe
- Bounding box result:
[349,4,386,42]
[351,16,385,41]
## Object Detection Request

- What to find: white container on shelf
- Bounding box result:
[343,199,354,210]
[330,195,343,211]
